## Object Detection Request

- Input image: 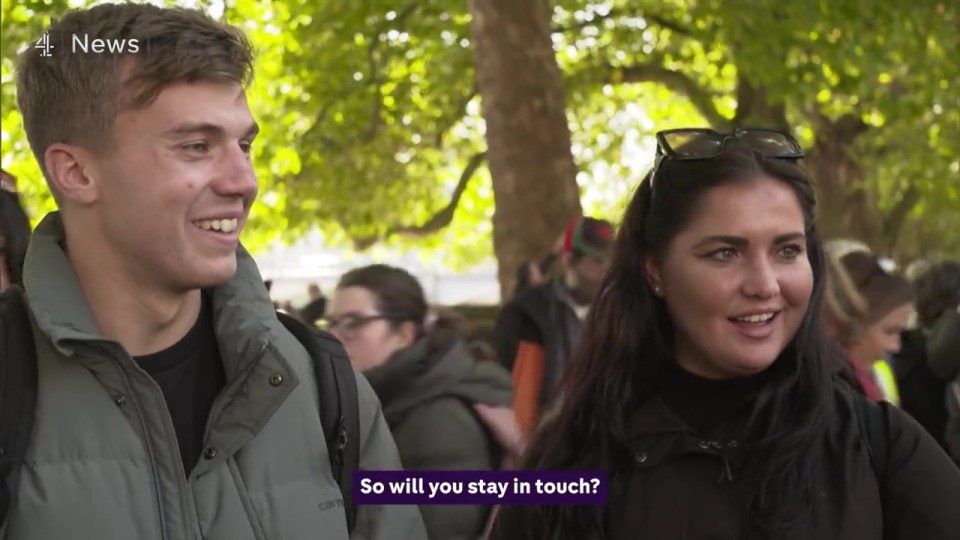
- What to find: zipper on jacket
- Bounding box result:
[111,348,171,540]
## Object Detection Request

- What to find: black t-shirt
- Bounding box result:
[134,291,226,476]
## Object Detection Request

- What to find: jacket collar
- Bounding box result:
[23,212,278,377]
[364,332,461,421]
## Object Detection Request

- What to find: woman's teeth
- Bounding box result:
[734,312,775,323]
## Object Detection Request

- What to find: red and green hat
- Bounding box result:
[562,216,614,258]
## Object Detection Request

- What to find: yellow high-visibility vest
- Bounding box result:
[872,359,900,407]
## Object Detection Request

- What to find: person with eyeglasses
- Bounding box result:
[326,264,514,540]
[488,128,960,540]
[0,168,32,292]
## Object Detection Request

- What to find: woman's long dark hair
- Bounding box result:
[495,141,833,537]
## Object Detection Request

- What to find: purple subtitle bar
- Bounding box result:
[354,470,606,505]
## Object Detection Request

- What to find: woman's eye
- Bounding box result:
[708,248,737,261]
[779,244,804,258]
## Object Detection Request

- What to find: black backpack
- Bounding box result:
[852,391,889,486]
[0,287,360,532]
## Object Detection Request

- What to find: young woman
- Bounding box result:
[327,264,514,540]
[489,129,960,539]
[838,251,914,402]
[822,250,911,404]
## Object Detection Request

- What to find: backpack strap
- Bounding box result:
[0,287,38,524]
[853,393,889,486]
[277,312,360,533]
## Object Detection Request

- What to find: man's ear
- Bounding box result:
[44,143,101,205]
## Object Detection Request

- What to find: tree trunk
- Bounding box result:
[468,0,582,300]
[806,138,878,248]
[731,77,909,256]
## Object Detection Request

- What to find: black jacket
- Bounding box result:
[931,310,960,463]
[893,328,948,449]
[493,280,583,411]
[490,364,960,540]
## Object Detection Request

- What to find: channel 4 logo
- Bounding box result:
[33,31,143,57]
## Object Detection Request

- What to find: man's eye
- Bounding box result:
[239,141,254,154]
[183,142,209,154]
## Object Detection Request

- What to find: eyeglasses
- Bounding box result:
[321,313,393,340]
[649,128,804,191]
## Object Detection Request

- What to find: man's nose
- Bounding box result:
[212,143,258,200]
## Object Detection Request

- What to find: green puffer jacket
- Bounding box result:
[1,213,427,540]
[363,333,512,540]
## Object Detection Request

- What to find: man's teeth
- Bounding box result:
[196,218,238,233]
[735,313,775,323]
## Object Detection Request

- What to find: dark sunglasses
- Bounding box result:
[649,128,804,191]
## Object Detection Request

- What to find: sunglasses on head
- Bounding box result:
[649,128,804,191]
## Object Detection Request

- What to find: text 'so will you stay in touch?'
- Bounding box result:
[354,470,607,505]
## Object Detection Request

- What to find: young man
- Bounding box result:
[3,4,426,539]
[493,216,614,436]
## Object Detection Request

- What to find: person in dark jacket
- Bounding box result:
[895,260,960,451]
[299,281,328,325]
[0,168,31,291]
[328,264,514,540]
[910,261,960,463]
[489,129,960,540]
[494,216,614,436]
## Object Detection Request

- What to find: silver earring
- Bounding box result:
[653,285,662,296]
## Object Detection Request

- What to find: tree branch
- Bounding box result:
[299,2,422,151]
[731,74,790,131]
[805,105,870,144]
[352,151,487,249]
[644,14,696,37]
[551,8,694,37]
[883,185,921,250]
[551,8,631,34]
[610,63,730,129]
[834,113,870,140]
[434,88,479,147]
[360,1,423,144]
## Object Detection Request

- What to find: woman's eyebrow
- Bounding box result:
[692,231,806,250]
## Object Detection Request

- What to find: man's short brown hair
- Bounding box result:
[16,3,254,193]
